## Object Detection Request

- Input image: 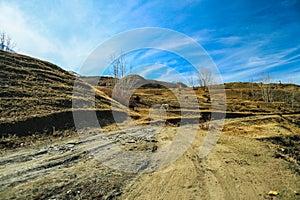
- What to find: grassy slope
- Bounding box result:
[0,50,126,137]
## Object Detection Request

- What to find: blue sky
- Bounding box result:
[0,0,299,84]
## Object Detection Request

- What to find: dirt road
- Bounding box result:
[121,120,300,200]
[1,121,299,199]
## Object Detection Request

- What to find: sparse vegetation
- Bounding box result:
[0,51,299,200]
[0,31,16,52]
[198,67,212,89]
[110,51,128,79]
[0,50,126,137]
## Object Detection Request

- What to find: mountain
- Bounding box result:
[82,74,187,88]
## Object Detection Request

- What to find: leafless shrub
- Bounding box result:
[198,67,212,89]
[259,73,274,102]
[187,71,195,87]
[110,51,127,79]
[0,31,16,51]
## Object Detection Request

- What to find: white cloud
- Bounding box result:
[133,49,161,61]
[136,63,165,77]
[0,2,56,55]
[247,56,267,66]
[216,44,300,83]
[0,1,135,72]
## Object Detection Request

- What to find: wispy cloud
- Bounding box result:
[216,44,300,82]
[0,0,299,84]
[135,63,165,77]
[0,1,96,70]
[0,2,55,54]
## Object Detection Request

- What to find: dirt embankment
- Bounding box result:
[0,110,128,137]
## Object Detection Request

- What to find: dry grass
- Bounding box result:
[104,83,300,126]
[1,50,299,163]
[0,50,125,123]
[0,50,128,140]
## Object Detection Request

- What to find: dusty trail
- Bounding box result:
[0,123,299,199]
[0,127,157,199]
[121,127,300,200]
[121,130,207,200]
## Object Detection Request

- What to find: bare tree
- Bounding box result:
[119,53,127,78]
[111,54,119,79]
[259,73,274,102]
[0,31,16,51]
[187,71,195,87]
[110,51,127,79]
[198,67,212,90]
[248,78,256,99]
[0,32,5,50]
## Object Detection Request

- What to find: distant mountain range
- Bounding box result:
[80,74,187,88]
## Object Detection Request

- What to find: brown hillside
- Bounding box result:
[0,50,126,136]
[97,82,300,126]
[0,51,299,199]
[81,74,187,88]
